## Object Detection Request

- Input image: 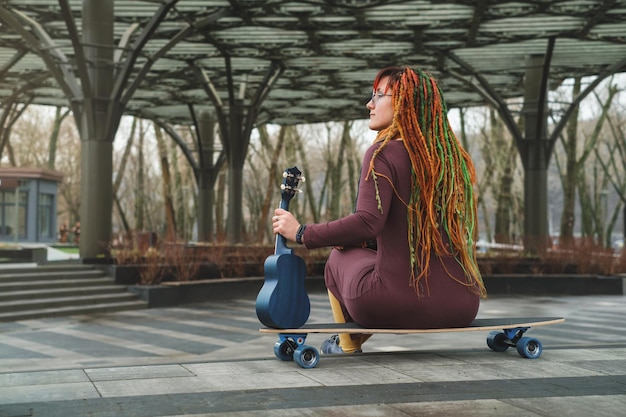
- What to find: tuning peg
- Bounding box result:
[299,175,306,182]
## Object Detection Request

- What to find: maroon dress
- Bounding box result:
[303,140,481,329]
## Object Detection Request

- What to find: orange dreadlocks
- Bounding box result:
[367,66,486,298]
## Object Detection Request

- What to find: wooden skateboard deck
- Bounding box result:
[260,317,565,368]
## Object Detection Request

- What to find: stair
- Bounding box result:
[0,264,147,321]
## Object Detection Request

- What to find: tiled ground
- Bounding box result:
[1,293,625,416]
[1,293,625,372]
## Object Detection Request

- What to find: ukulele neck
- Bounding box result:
[275,198,293,255]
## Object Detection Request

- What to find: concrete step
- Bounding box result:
[0,269,106,282]
[0,276,118,291]
[0,264,148,321]
[0,263,95,275]
[0,292,142,313]
[0,284,128,302]
[0,300,148,321]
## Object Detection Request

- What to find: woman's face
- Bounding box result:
[366,76,393,131]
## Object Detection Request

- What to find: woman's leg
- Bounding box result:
[324,247,376,352]
[327,290,365,353]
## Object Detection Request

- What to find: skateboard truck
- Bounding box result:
[487,326,543,359]
[274,333,320,368]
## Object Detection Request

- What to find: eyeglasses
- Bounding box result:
[370,91,392,105]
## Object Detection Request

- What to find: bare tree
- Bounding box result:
[555,77,581,246]
[294,126,320,223]
[328,121,353,219]
[491,110,523,244]
[153,122,177,240]
[112,117,137,234]
[47,107,71,170]
[55,114,81,226]
[8,107,81,227]
[555,77,619,246]
[9,106,52,166]
[462,107,522,243]
[215,167,227,241]
[0,98,32,164]
[593,83,626,247]
[254,124,288,243]
[134,119,146,232]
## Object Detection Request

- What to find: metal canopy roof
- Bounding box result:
[1,0,626,127]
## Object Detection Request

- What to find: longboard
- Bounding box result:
[260,317,565,368]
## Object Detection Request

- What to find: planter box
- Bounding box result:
[102,260,318,286]
[483,274,625,296]
[126,273,624,309]
[0,247,47,264]
[128,285,181,308]
[102,263,226,285]
[128,275,327,308]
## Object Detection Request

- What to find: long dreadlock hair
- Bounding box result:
[367,66,486,298]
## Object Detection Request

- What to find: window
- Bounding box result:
[0,189,27,238]
[39,193,54,238]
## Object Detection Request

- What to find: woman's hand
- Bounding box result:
[272,208,300,242]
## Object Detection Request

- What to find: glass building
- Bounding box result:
[0,168,63,244]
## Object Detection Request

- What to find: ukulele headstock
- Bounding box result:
[280,166,305,204]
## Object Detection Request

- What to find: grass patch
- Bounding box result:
[52,246,79,254]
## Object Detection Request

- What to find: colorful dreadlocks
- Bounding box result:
[367,66,487,298]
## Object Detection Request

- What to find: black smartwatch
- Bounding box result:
[296,224,306,244]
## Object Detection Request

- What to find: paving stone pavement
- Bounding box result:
[1,291,625,416]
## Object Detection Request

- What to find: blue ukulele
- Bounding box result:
[256,167,310,329]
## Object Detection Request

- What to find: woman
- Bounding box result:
[272,66,487,354]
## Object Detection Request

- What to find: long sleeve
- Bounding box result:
[303,141,405,249]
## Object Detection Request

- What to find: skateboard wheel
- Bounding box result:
[294,345,320,369]
[274,340,297,361]
[486,331,509,352]
[516,337,542,359]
